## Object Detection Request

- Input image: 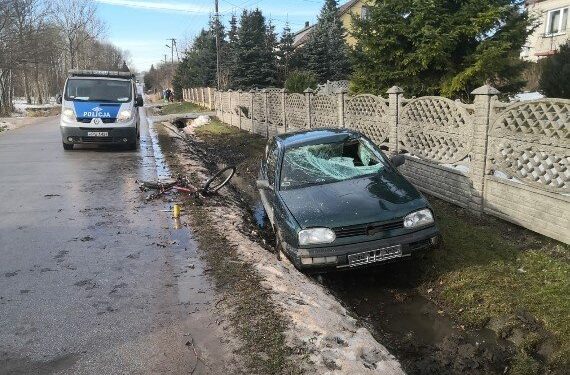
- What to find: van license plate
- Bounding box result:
[87,132,108,137]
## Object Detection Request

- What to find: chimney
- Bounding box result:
[305,21,310,28]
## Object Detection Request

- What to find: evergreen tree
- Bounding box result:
[304,0,351,83]
[232,9,277,89]
[277,23,295,84]
[223,14,239,88]
[144,64,156,90]
[539,42,570,99]
[351,0,535,99]
[172,21,222,97]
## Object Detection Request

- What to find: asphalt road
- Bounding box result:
[0,109,230,374]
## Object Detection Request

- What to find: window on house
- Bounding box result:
[546,8,569,35]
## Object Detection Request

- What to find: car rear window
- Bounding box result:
[280,137,387,189]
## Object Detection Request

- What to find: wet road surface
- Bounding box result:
[0,110,230,374]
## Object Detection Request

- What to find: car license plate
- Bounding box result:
[348,245,402,267]
[87,132,108,137]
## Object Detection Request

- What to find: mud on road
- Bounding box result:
[160,117,533,375]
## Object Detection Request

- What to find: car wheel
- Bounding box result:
[63,142,73,150]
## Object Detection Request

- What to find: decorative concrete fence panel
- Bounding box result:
[311,94,339,128]
[186,87,570,244]
[285,93,308,131]
[399,97,475,164]
[344,94,390,147]
[483,99,570,243]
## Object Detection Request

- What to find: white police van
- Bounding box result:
[58,70,143,150]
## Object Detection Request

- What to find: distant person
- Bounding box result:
[165,88,172,103]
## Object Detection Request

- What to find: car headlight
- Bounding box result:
[298,228,336,246]
[61,107,75,121]
[404,209,434,229]
[117,109,133,122]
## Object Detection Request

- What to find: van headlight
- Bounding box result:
[117,109,133,122]
[404,209,434,229]
[298,228,336,246]
[61,107,75,121]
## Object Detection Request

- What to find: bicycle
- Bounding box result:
[139,165,236,200]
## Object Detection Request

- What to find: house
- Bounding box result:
[521,0,569,60]
[293,0,371,48]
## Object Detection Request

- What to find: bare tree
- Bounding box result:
[51,0,104,70]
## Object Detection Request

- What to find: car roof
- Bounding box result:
[275,128,362,149]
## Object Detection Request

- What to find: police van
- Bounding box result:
[58,70,143,150]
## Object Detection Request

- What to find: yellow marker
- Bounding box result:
[172,204,181,218]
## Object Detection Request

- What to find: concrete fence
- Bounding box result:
[183,86,570,244]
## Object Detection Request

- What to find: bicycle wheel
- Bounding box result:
[202,166,236,195]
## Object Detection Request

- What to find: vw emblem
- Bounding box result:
[93,118,101,124]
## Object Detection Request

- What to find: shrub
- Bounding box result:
[284,70,317,93]
[539,42,570,98]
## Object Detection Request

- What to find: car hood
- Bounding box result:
[278,171,427,229]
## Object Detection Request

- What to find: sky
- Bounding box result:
[94,0,328,72]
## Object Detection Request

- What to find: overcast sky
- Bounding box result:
[94,0,327,72]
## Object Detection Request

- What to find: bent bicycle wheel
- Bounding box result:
[202,166,236,195]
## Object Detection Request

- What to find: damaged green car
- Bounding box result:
[257,129,441,271]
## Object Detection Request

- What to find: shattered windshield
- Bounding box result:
[280,137,387,189]
[65,78,132,102]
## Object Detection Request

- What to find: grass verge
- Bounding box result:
[194,119,569,374]
[160,101,207,115]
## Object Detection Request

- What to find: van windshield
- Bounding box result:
[65,78,132,102]
[280,137,388,190]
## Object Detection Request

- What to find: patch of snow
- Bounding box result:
[512,92,544,102]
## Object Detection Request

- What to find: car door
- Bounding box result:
[260,139,278,226]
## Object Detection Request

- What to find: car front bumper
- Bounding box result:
[285,225,441,271]
[61,126,137,145]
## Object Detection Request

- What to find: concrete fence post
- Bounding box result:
[338,88,348,128]
[250,90,256,134]
[262,89,269,138]
[281,88,287,133]
[209,88,214,110]
[227,90,233,127]
[469,85,500,216]
[304,88,313,129]
[237,90,242,130]
[386,86,403,153]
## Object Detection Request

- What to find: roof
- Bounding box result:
[68,70,134,79]
[292,0,361,48]
[276,128,359,149]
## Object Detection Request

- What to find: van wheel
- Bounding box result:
[63,143,73,150]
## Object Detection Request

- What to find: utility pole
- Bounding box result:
[215,0,221,89]
[164,54,167,65]
[166,38,177,64]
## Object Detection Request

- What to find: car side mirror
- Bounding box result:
[135,94,143,107]
[256,179,274,191]
[56,94,62,105]
[391,154,405,168]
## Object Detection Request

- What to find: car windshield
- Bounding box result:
[280,137,387,189]
[65,78,132,102]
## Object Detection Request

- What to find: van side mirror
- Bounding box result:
[390,154,406,168]
[135,94,143,107]
[256,179,274,191]
[56,94,62,105]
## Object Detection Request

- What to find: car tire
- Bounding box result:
[63,143,73,150]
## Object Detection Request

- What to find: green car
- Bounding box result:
[257,129,441,271]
